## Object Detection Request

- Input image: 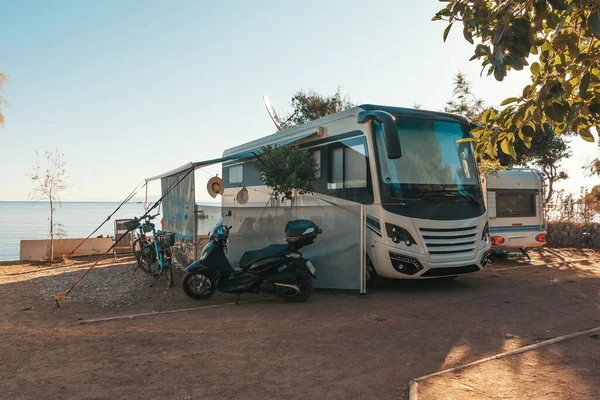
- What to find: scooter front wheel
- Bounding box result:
[182,271,216,300]
[284,268,313,303]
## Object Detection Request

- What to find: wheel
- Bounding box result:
[138,244,159,276]
[284,268,313,303]
[132,238,142,260]
[182,271,216,300]
[366,256,384,288]
[163,250,174,287]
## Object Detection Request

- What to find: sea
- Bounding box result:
[0,201,222,261]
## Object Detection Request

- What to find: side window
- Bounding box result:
[312,150,322,178]
[345,144,367,188]
[228,165,244,184]
[329,148,344,189]
[496,191,536,217]
[325,136,372,203]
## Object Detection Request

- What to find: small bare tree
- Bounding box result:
[28,150,71,262]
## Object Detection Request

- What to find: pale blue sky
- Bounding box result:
[1,0,598,202]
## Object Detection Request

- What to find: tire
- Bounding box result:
[132,238,142,261]
[284,268,313,303]
[366,256,384,288]
[182,271,216,300]
[138,245,159,276]
[163,250,174,287]
[436,276,458,280]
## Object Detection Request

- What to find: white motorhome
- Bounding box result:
[484,169,547,252]
[221,105,491,281]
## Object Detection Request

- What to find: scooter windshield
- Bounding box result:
[209,216,224,238]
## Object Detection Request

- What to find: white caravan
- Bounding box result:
[221,105,491,281]
[484,168,547,252]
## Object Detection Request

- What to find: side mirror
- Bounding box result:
[227,210,232,216]
[357,110,401,159]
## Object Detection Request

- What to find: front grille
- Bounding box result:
[421,264,480,277]
[420,226,478,256]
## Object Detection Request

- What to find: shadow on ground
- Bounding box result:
[0,248,598,399]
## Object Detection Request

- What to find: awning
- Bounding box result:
[145,151,256,182]
[145,129,318,182]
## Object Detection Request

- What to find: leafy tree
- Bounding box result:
[445,72,571,200]
[255,145,319,200]
[444,72,486,121]
[589,142,600,175]
[511,123,572,202]
[0,73,7,127]
[281,87,354,128]
[583,184,600,217]
[434,1,600,158]
[28,151,71,262]
[444,72,503,175]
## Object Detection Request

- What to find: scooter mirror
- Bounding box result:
[227,210,232,216]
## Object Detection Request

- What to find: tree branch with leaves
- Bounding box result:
[434,0,600,158]
[255,145,319,200]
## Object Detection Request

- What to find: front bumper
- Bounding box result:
[373,240,491,280]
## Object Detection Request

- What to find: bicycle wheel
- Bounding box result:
[163,249,174,287]
[132,238,142,263]
[139,245,159,277]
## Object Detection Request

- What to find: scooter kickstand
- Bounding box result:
[235,294,241,305]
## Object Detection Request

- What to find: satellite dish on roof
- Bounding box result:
[263,95,283,131]
[207,176,224,198]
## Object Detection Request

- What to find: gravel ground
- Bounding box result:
[1,248,599,399]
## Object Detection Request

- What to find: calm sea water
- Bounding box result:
[0,202,222,261]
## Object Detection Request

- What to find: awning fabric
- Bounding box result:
[144,151,256,182]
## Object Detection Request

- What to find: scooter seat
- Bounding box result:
[239,244,289,269]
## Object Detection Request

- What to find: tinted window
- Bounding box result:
[312,150,322,178]
[324,136,373,203]
[496,192,536,217]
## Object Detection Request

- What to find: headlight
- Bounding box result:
[385,223,417,247]
[482,222,490,242]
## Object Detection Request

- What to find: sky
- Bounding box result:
[1,0,598,202]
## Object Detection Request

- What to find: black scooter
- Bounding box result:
[182,211,321,303]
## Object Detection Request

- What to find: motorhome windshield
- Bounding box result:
[373,117,485,219]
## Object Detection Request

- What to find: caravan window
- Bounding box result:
[227,165,244,184]
[496,191,536,217]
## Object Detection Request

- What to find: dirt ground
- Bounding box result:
[0,248,599,400]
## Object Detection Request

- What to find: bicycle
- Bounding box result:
[126,215,175,287]
[130,213,160,277]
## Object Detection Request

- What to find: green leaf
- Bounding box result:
[579,128,595,142]
[531,62,541,77]
[580,73,591,98]
[463,24,474,44]
[522,124,536,138]
[455,138,475,143]
[500,138,510,155]
[509,144,517,160]
[589,8,600,39]
[443,23,453,42]
[500,97,519,106]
